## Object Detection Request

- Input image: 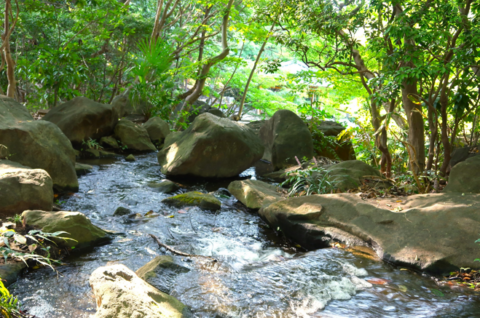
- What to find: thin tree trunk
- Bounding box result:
[401,79,425,174]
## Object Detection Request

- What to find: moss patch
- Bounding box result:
[162,191,221,211]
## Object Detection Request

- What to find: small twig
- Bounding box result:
[149,234,216,261]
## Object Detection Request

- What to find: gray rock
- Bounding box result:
[143,117,171,145]
[259,110,314,170]
[158,113,264,178]
[316,120,346,136]
[114,207,132,216]
[327,160,388,191]
[114,119,157,152]
[75,163,93,176]
[0,160,53,217]
[42,97,118,146]
[147,180,179,193]
[100,136,120,149]
[162,191,221,211]
[90,264,192,318]
[444,155,480,193]
[22,210,110,249]
[260,192,480,274]
[228,179,283,209]
[0,96,78,191]
[136,256,190,294]
[0,262,26,287]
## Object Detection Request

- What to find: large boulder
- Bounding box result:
[158,113,264,178]
[42,97,118,146]
[444,156,480,193]
[0,160,53,217]
[186,100,225,123]
[0,96,78,191]
[259,110,314,169]
[162,191,221,211]
[90,264,192,318]
[114,119,157,152]
[228,180,283,209]
[326,160,387,191]
[111,94,153,118]
[316,120,346,136]
[143,117,171,145]
[449,146,479,169]
[260,193,480,274]
[22,210,110,249]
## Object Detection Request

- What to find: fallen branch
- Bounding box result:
[149,234,217,262]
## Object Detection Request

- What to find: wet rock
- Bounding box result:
[114,119,157,152]
[147,180,179,193]
[215,187,231,198]
[260,193,480,274]
[42,97,118,146]
[0,261,27,287]
[22,210,110,249]
[75,162,93,176]
[125,154,136,162]
[162,191,221,211]
[136,256,190,294]
[0,96,78,191]
[90,264,192,318]
[444,155,480,193]
[158,113,264,178]
[83,149,116,159]
[228,180,283,210]
[113,207,132,216]
[0,160,53,217]
[259,109,314,170]
[327,160,389,191]
[100,136,119,149]
[143,117,171,145]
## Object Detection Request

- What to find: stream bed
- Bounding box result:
[9,153,480,317]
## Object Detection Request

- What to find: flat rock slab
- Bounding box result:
[0,160,53,217]
[228,179,284,209]
[136,256,190,294]
[260,193,480,274]
[90,264,192,318]
[22,210,110,249]
[162,191,221,211]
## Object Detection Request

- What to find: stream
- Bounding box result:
[9,153,480,317]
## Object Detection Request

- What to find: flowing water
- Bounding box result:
[10,154,480,317]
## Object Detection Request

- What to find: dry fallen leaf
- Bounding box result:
[367,278,389,285]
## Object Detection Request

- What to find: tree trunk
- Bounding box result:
[401,79,425,174]
[3,0,16,99]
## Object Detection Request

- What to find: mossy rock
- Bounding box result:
[162,191,221,211]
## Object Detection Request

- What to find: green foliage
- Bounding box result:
[281,166,336,196]
[0,279,21,318]
[82,138,103,150]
